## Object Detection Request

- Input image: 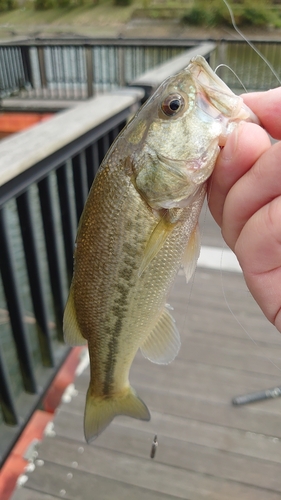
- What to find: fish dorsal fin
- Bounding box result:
[63,287,88,346]
[182,224,201,283]
[138,217,174,277]
[140,306,181,365]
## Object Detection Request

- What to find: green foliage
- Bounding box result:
[114,0,133,5]
[207,5,233,26]
[182,6,205,25]
[240,6,272,25]
[56,0,85,8]
[34,0,55,10]
[34,0,85,10]
[181,1,232,27]
[181,0,275,27]
[0,0,17,12]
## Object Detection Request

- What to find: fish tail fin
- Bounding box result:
[84,386,151,443]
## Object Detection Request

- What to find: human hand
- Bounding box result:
[208,87,281,332]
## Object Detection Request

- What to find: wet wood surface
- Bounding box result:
[11,206,281,500]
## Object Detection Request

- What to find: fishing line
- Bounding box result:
[207,164,281,372]
[219,240,281,373]
[213,0,281,372]
[180,192,210,336]
[214,63,248,92]
[222,0,281,86]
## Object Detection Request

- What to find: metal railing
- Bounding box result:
[0,38,217,467]
[213,39,281,91]
[130,42,216,99]
[0,87,143,465]
[1,37,281,102]
[0,38,200,100]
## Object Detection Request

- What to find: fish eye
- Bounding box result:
[161,93,185,116]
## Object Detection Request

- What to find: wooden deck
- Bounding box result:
[11,206,281,500]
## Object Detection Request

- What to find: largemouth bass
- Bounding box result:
[63,55,258,442]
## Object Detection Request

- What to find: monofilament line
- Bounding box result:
[222,0,281,86]
[219,240,281,373]
[214,64,248,92]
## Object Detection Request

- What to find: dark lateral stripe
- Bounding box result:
[102,264,131,395]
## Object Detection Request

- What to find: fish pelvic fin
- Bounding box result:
[140,306,181,365]
[63,287,87,346]
[84,386,151,443]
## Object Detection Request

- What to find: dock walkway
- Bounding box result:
[11,206,281,500]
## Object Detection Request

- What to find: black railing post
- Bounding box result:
[16,190,55,368]
[56,163,76,286]
[0,208,37,394]
[72,152,89,222]
[85,46,94,98]
[0,348,18,425]
[118,46,125,87]
[38,176,66,341]
[37,46,47,91]
[20,45,34,89]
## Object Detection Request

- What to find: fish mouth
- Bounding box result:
[188,55,260,126]
[189,55,235,97]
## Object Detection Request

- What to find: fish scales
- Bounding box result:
[73,147,205,394]
[63,55,259,442]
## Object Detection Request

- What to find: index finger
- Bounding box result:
[242,88,281,140]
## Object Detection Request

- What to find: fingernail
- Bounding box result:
[221,122,244,161]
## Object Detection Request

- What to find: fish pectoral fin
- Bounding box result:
[63,288,87,346]
[140,306,181,365]
[84,386,150,443]
[138,218,174,277]
[182,224,201,283]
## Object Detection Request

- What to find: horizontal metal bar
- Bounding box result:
[2,38,280,47]
[1,38,199,47]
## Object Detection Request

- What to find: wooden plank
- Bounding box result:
[0,88,143,188]
[18,460,182,500]
[172,271,280,346]
[11,490,56,500]
[49,416,281,493]
[1,98,86,112]
[54,400,281,464]
[11,209,281,500]
[180,328,281,359]
[74,355,281,406]
[62,387,281,437]
[177,337,281,377]
[34,435,281,500]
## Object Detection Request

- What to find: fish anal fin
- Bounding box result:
[84,386,150,443]
[182,224,201,283]
[141,306,181,365]
[138,218,174,277]
[63,287,87,346]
